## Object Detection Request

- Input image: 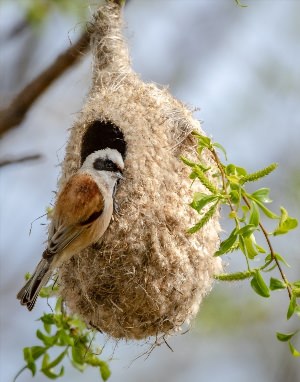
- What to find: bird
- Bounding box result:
[17,148,124,311]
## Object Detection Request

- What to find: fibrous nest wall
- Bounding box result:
[58,1,222,340]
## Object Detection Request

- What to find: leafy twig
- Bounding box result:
[15,280,110,381]
[183,132,299,357]
[242,194,292,299]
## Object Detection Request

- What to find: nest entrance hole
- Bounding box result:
[81,120,127,164]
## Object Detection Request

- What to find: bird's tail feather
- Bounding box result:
[17,259,51,311]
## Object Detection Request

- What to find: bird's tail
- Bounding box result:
[17,258,51,311]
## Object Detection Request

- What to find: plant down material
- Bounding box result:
[58,1,222,340]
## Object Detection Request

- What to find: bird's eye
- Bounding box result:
[93,158,120,173]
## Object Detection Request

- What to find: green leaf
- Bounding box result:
[44,350,67,370]
[276,331,297,342]
[40,284,58,298]
[214,229,238,256]
[287,294,297,320]
[85,352,110,379]
[42,353,50,370]
[31,346,46,361]
[265,253,290,268]
[197,145,204,157]
[235,0,248,7]
[23,348,37,376]
[289,342,300,357]
[42,365,64,379]
[243,235,259,259]
[71,360,86,372]
[273,207,298,236]
[275,253,291,267]
[238,235,247,256]
[192,133,212,148]
[99,361,111,381]
[23,347,34,364]
[55,297,63,313]
[239,205,249,222]
[237,224,257,238]
[249,202,260,227]
[68,317,87,331]
[251,188,273,203]
[252,199,279,219]
[36,329,58,347]
[27,362,37,377]
[58,330,74,346]
[190,193,219,212]
[292,288,300,298]
[251,271,270,298]
[212,142,227,160]
[225,164,235,175]
[44,323,51,334]
[226,164,247,177]
[71,346,85,365]
[263,263,277,273]
[269,277,286,291]
[40,313,56,325]
[254,242,266,254]
[188,202,218,234]
[229,190,240,204]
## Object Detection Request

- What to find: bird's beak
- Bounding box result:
[115,172,124,180]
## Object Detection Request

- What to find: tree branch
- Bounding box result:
[0,0,131,137]
[0,31,90,136]
[0,154,42,168]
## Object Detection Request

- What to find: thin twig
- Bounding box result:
[13,365,28,382]
[211,147,251,270]
[0,153,42,168]
[242,195,292,299]
[211,148,234,212]
[0,31,90,136]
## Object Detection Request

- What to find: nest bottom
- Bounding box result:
[59,222,220,340]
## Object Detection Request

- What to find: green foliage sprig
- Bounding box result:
[235,0,248,8]
[15,279,110,381]
[181,132,299,356]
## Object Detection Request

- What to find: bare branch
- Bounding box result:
[6,19,30,40]
[0,31,90,136]
[0,154,42,168]
[0,0,132,137]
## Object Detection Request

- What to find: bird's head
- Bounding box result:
[81,148,124,192]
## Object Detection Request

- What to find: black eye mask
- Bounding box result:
[93,158,122,174]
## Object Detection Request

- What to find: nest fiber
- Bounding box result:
[58,2,222,340]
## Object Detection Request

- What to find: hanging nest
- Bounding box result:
[58,1,222,340]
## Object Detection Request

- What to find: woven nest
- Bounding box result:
[58,2,222,340]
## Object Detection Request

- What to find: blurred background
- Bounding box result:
[0,0,299,381]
